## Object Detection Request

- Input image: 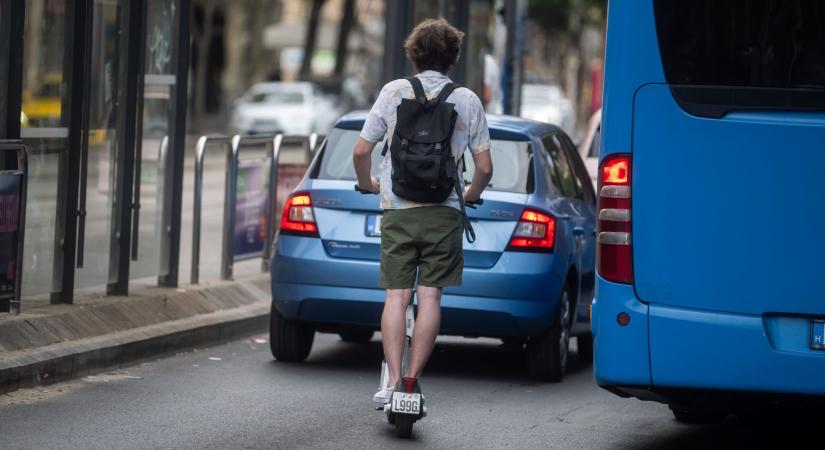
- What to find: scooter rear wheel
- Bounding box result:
[395,415,414,438]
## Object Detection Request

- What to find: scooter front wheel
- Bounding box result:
[395,415,414,438]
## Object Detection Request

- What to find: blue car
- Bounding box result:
[269,112,597,381]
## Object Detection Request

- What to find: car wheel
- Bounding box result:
[577,333,594,363]
[669,405,727,425]
[269,306,314,362]
[526,287,572,382]
[338,329,374,343]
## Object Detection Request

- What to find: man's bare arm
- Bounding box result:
[464,150,493,203]
[352,137,379,193]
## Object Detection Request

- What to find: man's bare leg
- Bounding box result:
[405,285,442,378]
[381,288,412,388]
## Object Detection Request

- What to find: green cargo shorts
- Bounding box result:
[379,206,464,289]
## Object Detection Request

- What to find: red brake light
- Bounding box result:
[401,377,417,393]
[602,156,630,185]
[597,154,632,284]
[279,192,319,236]
[508,209,556,251]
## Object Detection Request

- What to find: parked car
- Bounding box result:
[269,112,597,381]
[577,109,601,187]
[520,83,575,136]
[230,81,340,136]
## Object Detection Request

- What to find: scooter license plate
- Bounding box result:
[391,392,421,415]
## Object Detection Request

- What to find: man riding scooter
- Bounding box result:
[352,18,494,435]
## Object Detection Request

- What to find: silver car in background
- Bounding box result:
[230,81,340,135]
[519,83,575,136]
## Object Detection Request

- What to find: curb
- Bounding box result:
[0,301,270,394]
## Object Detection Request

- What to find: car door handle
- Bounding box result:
[573,226,585,236]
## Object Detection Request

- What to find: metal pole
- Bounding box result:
[191,136,207,285]
[221,135,242,280]
[503,0,524,116]
[261,134,283,272]
[190,135,229,285]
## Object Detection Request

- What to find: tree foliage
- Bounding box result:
[528,0,607,35]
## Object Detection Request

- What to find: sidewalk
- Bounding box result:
[0,275,271,394]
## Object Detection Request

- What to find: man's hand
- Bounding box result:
[359,176,380,194]
[463,185,480,203]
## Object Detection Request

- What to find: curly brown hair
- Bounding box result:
[404,18,465,74]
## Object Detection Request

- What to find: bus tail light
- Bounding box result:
[279,192,319,237]
[597,154,633,284]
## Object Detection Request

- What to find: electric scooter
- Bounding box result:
[376,295,425,438]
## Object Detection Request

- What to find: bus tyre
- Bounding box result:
[269,307,314,362]
[527,289,572,382]
[338,329,374,343]
[669,405,726,425]
[577,333,594,363]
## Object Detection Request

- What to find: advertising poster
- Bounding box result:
[0,173,22,302]
[233,159,269,260]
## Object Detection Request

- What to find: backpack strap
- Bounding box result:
[405,77,427,106]
[435,83,459,105]
[450,158,476,243]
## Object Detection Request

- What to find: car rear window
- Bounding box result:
[316,127,532,194]
[653,0,825,116]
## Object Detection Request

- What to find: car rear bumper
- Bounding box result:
[272,282,554,338]
[271,235,577,338]
[594,276,825,399]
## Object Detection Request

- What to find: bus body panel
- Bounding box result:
[633,84,825,316]
[600,0,663,160]
[649,304,825,396]
[592,276,651,387]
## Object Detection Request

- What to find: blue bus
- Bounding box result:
[593,0,825,421]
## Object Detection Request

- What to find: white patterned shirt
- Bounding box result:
[360,70,491,210]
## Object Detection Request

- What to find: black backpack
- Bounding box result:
[381,77,477,242]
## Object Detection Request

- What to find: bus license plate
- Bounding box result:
[365,215,382,237]
[811,320,825,350]
[391,392,421,415]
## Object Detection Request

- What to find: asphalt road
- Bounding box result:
[0,333,816,449]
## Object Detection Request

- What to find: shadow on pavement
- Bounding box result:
[274,334,593,385]
[626,412,823,449]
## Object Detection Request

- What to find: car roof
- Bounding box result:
[335,110,562,140]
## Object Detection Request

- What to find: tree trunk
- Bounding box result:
[300,0,326,78]
[334,0,356,76]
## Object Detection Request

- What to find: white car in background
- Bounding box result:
[577,108,601,188]
[230,81,338,136]
[519,83,576,135]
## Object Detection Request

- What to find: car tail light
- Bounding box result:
[279,192,319,237]
[508,209,556,252]
[597,154,632,284]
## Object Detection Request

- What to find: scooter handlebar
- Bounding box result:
[354,184,378,195]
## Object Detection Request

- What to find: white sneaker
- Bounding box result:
[373,385,395,404]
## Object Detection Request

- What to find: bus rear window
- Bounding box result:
[653,0,825,117]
